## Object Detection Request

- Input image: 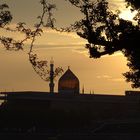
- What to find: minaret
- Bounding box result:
[49,58,54,93]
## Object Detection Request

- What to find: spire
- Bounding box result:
[50,57,54,64]
[82,85,84,94]
[90,90,91,94]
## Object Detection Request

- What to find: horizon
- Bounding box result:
[0,0,139,95]
[0,44,134,95]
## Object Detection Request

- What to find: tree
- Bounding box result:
[125,0,140,10]
[1,0,140,89]
[65,0,140,88]
[0,0,63,89]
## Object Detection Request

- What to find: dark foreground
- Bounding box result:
[1,133,140,140]
[1,119,140,140]
[1,92,140,139]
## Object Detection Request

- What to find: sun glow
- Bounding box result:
[119,9,137,21]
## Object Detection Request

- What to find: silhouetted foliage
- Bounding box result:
[66,0,140,88]
[29,53,63,82]
[0,0,55,51]
[0,3,12,27]
[0,0,63,84]
[125,0,140,10]
[0,3,20,50]
[27,0,63,82]
[2,0,140,88]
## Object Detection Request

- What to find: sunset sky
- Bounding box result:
[0,0,138,95]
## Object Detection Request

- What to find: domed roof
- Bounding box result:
[59,67,79,81]
[58,67,79,94]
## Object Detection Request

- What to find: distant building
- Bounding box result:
[58,67,80,94]
[125,90,140,96]
[1,91,140,120]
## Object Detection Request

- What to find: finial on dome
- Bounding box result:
[50,57,54,64]
[68,66,70,69]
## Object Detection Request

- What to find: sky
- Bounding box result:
[0,0,139,95]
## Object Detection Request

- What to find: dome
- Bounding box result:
[58,67,79,94]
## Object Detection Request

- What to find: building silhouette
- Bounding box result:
[58,67,79,94]
[1,67,140,138]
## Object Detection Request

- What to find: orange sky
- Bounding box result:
[0,0,138,94]
[0,45,133,95]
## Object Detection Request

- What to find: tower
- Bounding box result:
[49,58,54,93]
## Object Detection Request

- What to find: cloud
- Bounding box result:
[119,8,137,21]
[37,29,87,45]
[32,44,85,51]
[0,25,87,46]
[109,0,126,10]
[102,52,123,58]
[96,75,112,79]
[96,75,124,82]
[72,47,89,57]
[73,48,124,58]
[111,78,124,82]
[44,28,80,39]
